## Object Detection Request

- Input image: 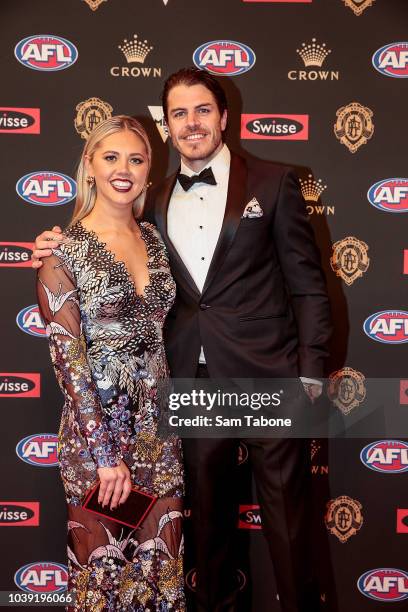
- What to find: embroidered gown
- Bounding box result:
[36,220,185,611]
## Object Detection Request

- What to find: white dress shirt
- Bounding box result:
[168,145,230,363]
[168,144,230,293]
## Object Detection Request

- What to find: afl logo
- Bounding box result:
[358,568,408,602]
[16,434,59,467]
[363,310,408,344]
[16,305,46,338]
[360,440,408,474]
[367,178,408,213]
[372,43,408,78]
[14,562,68,593]
[193,40,256,76]
[14,35,78,71]
[16,171,76,206]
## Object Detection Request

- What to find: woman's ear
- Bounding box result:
[84,154,93,176]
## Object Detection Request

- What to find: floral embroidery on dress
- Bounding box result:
[37,221,185,611]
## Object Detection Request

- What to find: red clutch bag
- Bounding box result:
[82,483,157,529]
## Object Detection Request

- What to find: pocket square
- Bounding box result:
[242,197,264,219]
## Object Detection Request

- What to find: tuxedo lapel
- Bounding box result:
[154,171,201,298]
[202,153,248,296]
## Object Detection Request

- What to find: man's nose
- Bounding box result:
[186,111,200,127]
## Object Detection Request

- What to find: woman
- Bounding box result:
[36,116,185,611]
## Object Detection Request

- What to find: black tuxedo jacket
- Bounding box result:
[144,152,331,379]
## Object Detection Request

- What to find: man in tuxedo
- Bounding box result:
[32,68,331,612]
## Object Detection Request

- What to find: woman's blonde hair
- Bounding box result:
[70,115,152,225]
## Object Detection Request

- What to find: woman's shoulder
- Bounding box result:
[50,221,92,267]
[139,220,163,244]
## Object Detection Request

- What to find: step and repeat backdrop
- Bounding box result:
[1,0,408,610]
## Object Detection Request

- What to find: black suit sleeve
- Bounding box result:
[273,169,332,378]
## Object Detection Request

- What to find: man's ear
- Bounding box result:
[221,110,228,132]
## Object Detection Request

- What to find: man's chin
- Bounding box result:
[178,143,217,162]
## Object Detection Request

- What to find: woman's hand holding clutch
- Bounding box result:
[97,460,132,510]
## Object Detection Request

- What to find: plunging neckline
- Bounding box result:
[77,220,152,300]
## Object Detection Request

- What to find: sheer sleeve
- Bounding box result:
[36,252,122,469]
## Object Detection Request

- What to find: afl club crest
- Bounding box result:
[343,0,375,16]
[83,0,107,9]
[334,102,374,153]
[327,367,366,415]
[330,237,369,285]
[325,496,363,542]
[74,97,113,140]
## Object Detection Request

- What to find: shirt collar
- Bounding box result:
[179,144,231,184]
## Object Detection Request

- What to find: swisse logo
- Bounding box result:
[16,305,46,337]
[14,562,68,593]
[238,504,262,530]
[360,440,408,473]
[0,243,34,267]
[0,374,40,398]
[16,171,76,206]
[16,434,58,467]
[193,41,256,76]
[396,509,408,533]
[0,108,40,134]
[372,43,408,78]
[241,114,309,140]
[358,568,408,602]
[363,311,408,344]
[186,568,246,592]
[0,502,39,527]
[15,35,78,71]
[367,179,408,213]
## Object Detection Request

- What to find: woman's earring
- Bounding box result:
[86,176,95,186]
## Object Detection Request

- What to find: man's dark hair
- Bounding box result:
[162,67,228,120]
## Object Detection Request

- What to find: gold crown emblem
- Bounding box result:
[299,174,327,202]
[297,38,331,67]
[118,35,153,64]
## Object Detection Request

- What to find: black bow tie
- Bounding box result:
[177,166,217,192]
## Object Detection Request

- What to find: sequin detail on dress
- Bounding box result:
[37,221,185,611]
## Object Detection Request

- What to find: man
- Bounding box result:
[32,68,331,612]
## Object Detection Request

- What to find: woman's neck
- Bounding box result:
[83,200,138,235]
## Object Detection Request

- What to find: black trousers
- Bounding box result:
[182,365,320,612]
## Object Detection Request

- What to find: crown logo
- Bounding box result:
[299,174,327,202]
[118,35,153,64]
[297,38,331,67]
